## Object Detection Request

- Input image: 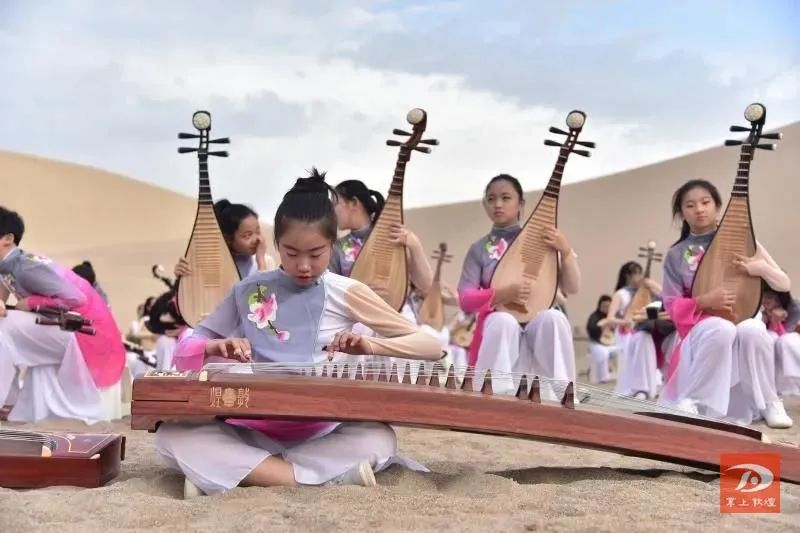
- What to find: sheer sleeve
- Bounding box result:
[344,282,442,360]
[19,262,86,309]
[174,290,241,370]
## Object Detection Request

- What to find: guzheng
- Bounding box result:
[624,241,664,322]
[418,242,452,330]
[175,110,240,328]
[0,429,125,488]
[131,363,800,483]
[692,103,782,323]
[349,108,438,311]
[491,110,594,323]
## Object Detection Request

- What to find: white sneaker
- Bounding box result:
[762,399,794,429]
[325,460,377,487]
[183,477,205,499]
[675,398,699,416]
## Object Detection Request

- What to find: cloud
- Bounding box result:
[0,0,797,220]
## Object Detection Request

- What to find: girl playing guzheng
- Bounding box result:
[659,179,793,428]
[174,199,276,281]
[156,170,442,498]
[457,174,581,395]
[761,284,800,397]
[0,206,125,423]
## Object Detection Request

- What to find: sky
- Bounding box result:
[2,0,798,217]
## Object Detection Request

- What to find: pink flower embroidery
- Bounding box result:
[683,245,705,272]
[485,237,508,261]
[341,236,363,263]
[246,284,291,342]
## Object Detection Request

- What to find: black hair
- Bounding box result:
[761,279,793,311]
[72,261,97,285]
[615,261,643,291]
[335,180,385,222]
[485,174,524,200]
[0,206,25,245]
[274,167,339,244]
[671,179,722,244]
[596,294,612,311]
[213,199,258,240]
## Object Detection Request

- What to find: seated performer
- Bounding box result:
[174,199,276,280]
[761,283,800,397]
[585,295,617,384]
[457,174,581,395]
[155,170,442,498]
[658,179,792,428]
[0,206,125,423]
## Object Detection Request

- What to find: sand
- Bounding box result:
[2,397,799,532]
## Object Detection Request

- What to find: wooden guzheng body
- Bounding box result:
[491,110,594,323]
[350,108,438,311]
[176,110,239,328]
[0,429,125,488]
[418,242,452,330]
[131,365,800,483]
[692,103,782,323]
[624,241,664,321]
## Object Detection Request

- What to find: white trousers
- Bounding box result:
[615,331,674,399]
[0,310,105,423]
[476,309,576,394]
[660,317,780,422]
[775,332,800,396]
[155,420,421,494]
[587,342,617,384]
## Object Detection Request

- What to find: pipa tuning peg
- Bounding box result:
[756,143,777,151]
[386,139,403,147]
[575,140,596,149]
[544,139,563,147]
[724,139,743,146]
[414,146,432,154]
[760,132,782,140]
[549,126,569,136]
[178,132,200,139]
[572,149,591,157]
[420,138,439,145]
[209,137,231,144]
[393,128,412,136]
[729,125,750,133]
[177,147,198,153]
[208,150,229,157]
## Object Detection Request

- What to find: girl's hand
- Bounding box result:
[14,298,30,312]
[206,338,253,362]
[324,331,371,360]
[388,222,417,247]
[174,257,192,278]
[697,287,736,313]
[543,227,571,255]
[255,235,268,259]
[733,254,766,277]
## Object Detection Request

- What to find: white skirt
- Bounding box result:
[0,310,105,423]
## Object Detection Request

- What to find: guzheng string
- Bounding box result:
[0,428,55,445]
[200,362,716,422]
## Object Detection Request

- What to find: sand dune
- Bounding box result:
[1,396,798,531]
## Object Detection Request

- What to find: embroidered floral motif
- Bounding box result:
[23,252,52,265]
[341,235,363,264]
[683,245,705,272]
[484,236,509,261]
[246,284,291,341]
[0,273,15,295]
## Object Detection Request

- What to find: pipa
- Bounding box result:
[175,110,239,328]
[691,103,783,323]
[349,108,438,311]
[418,242,452,330]
[491,110,594,323]
[623,241,664,321]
